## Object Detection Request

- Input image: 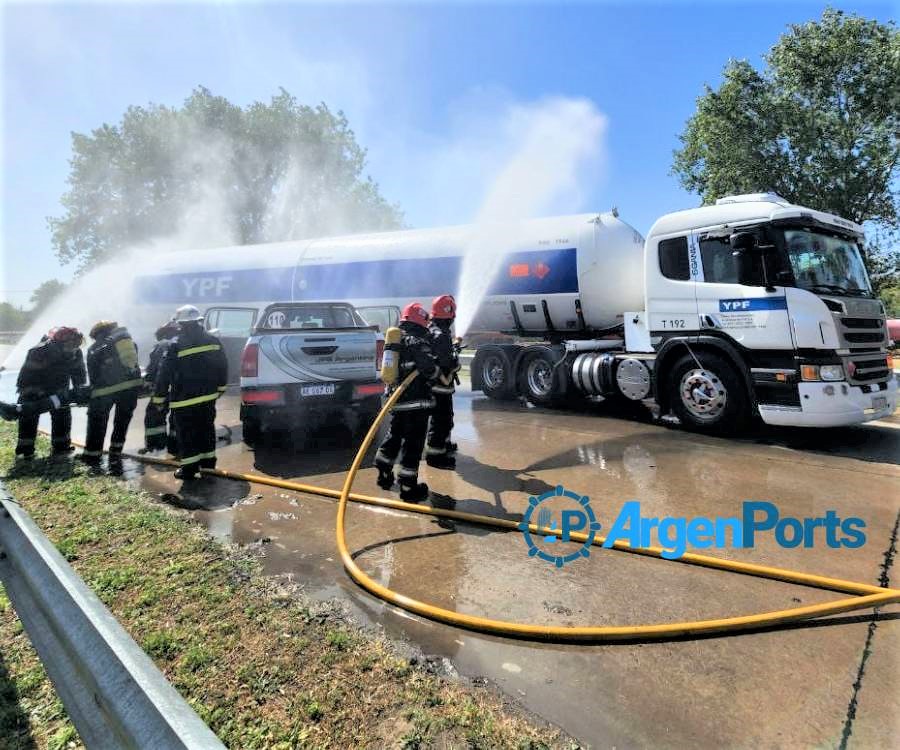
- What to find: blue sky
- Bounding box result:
[1,0,895,305]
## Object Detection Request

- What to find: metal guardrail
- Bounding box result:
[0,483,225,749]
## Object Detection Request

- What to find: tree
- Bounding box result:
[29,279,67,314]
[0,303,30,331]
[48,87,403,271]
[672,9,899,291]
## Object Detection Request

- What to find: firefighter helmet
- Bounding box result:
[173,304,204,324]
[400,302,429,328]
[155,321,179,340]
[89,320,118,339]
[48,326,84,347]
[430,295,456,320]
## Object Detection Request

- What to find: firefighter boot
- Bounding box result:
[399,479,429,503]
[0,402,21,421]
[445,440,458,454]
[426,452,456,470]
[374,457,395,490]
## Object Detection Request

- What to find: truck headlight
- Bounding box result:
[800,364,844,381]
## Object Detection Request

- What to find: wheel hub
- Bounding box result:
[527,359,553,397]
[679,368,727,420]
[482,355,506,389]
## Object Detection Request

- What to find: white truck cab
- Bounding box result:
[632,193,895,428]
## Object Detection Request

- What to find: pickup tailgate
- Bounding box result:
[255,329,378,385]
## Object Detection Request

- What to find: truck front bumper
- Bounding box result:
[758,378,897,427]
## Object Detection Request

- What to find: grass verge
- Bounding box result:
[0,424,569,749]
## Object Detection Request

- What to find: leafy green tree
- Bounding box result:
[673,9,899,289]
[0,303,30,331]
[49,87,403,271]
[29,279,67,314]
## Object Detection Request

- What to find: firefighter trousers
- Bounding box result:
[84,390,139,457]
[375,409,429,482]
[172,401,217,475]
[16,398,71,456]
[426,393,454,456]
[144,402,170,452]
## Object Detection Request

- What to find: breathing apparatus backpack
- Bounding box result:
[380,326,402,386]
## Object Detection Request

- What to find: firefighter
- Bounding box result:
[425,295,461,470]
[80,321,143,464]
[153,305,228,480]
[14,327,86,459]
[374,302,439,502]
[142,321,179,452]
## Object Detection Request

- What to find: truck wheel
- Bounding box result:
[517,348,565,407]
[477,347,516,400]
[242,417,261,446]
[668,352,749,433]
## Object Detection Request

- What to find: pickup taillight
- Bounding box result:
[242,388,284,405]
[241,343,259,378]
[375,339,385,369]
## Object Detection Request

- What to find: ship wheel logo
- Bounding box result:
[518,485,600,568]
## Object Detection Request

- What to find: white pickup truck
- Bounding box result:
[238,302,385,444]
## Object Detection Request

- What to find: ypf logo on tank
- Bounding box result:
[519,486,601,568]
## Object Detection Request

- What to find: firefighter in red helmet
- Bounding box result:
[14,326,86,459]
[374,302,439,502]
[425,294,461,469]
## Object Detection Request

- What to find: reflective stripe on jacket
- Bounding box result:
[153,324,228,410]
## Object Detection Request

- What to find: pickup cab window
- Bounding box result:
[259,304,362,330]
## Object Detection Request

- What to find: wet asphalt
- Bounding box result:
[4,365,899,747]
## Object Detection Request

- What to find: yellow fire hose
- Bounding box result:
[60,373,899,641]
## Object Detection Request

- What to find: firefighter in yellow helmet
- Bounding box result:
[152,305,228,480]
[79,320,143,465]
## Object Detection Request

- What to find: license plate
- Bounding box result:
[872,396,887,411]
[301,383,336,397]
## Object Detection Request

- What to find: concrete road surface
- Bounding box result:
[11,377,900,748]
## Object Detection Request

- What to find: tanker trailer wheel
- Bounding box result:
[668,352,749,434]
[476,347,516,400]
[517,347,566,407]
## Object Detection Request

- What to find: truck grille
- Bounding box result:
[837,316,887,347]
[844,355,890,385]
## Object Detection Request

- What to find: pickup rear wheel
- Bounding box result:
[242,417,261,446]
[668,352,749,433]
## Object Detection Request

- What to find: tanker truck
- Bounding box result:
[132,192,896,433]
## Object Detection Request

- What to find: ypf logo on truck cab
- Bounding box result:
[719,297,787,312]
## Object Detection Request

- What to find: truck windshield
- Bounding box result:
[782,228,873,297]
